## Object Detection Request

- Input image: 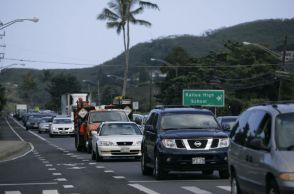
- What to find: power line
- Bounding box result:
[4,57,286,68]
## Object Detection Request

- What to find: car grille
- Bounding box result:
[173,138,224,150]
[111,150,139,155]
[117,142,133,146]
[58,128,70,130]
[188,139,207,149]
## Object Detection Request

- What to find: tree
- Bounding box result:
[47,74,81,111]
[98,0,159,97]
[19,71,37,106]
[0,84,6,112]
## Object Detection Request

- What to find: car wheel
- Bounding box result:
[95,145,103,162]
[141,152,153,175]
[91,147,96,160]
[231,171,241,194]
[153,153,167,180]
[267,179,280,194]
[219,169,230,179]
[202,170,214,175]
[49,132,54,137]
[75,134,84,152]
[86,140,92,153]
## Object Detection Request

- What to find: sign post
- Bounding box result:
[182,90,225,107]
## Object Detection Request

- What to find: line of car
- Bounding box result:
[18,102,294,194]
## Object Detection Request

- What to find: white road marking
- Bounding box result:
[5,117,24,141]
[45,164,53,167]
[68,167,86,170]
[217,186,231,191]
[48,168,56,171]
[82,160,90,162]
[43,161,49,163]
[104,170,114,173]
[5,191,21,194]
[53,173,62,176]
[129,184,160,194]
[182,186,212,194]
[96,166,105,169]
[63,185,74,188]
[55,178,67,182]
[0,182,57,186]
[88,162,96,165]
[42,190,59,194]
[113,176,125,179]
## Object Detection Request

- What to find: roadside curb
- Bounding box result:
[0,140,33,163]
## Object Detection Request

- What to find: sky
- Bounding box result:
[0,0,294,70]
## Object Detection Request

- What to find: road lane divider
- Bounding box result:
[128,184,160,194]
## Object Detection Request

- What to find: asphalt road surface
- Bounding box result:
[0,116,231,194]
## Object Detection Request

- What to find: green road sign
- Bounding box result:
[182,90,225,107]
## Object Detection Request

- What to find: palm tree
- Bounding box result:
[98,0,159,97]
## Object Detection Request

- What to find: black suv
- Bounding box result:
[141,106,230,179]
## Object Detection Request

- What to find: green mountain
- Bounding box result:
[1,18,294,111]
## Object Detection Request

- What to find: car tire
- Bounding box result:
[95,145,103,162]
[141,152,153,175]
[49,133,54,138]
[231,171,242,194]
[202,170,214,175]
[154,153,167,180]
[219,169,230,179]
[86,140,92,153]
[75,134,84,152]
[91,147,96,160]
[267,179,280,194]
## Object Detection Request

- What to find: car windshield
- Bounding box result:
[89,111,129,123]
[160,113,219,130]
[275,113,294,151]
[99,123,142,136]
[41,118,52,123]
[221,118,238,130]
[53,118,72,124]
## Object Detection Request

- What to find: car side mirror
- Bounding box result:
[144,125,154,132]
[222,123,231,131]
[248,138,270,152]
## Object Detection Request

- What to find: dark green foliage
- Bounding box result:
[0,84,6,111]
[46,74,81,111]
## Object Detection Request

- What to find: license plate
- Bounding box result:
[121,147,130,153]
[192,157,205,164]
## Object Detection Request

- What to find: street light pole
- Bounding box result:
[0,17,39,30]
[243,40,287,101]
[150,58,178,77]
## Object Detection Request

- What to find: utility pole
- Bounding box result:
[278,35,287,101]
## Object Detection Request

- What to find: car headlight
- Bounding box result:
[99,141,114,146]
[219,138,230,148]
[279,173,294,181]
[162,139,177,149]
[135,141,141,146]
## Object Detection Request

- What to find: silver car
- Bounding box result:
[228,103,294,194]
[38,116,53,133]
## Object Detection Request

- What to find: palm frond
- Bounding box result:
[139,1,159,10]
[130,19,151,27]
[130,7,143,15]
[97,8,119,21]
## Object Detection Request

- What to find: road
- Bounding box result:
[0,116,230,194]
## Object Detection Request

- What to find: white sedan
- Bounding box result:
[91,122,143,161]
[49,117,74,137]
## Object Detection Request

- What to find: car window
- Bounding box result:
[100,123,142,136]
[89,111,129,123]
[275,113,294,150]
[160,113,219,130]
[231,110,251,145]
[53,119,72,124]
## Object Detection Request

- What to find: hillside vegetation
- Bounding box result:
[1,18,294,112]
